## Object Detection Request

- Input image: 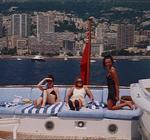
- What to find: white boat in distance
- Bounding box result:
[129,57,140,61]
[130,58,140,61]
[31,55,45,61]
[90,59,96,63]
[64,55,68,61]
[17,58,22,61]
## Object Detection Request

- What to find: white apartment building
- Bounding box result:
[37,12,55,39]
[11,14,31,37]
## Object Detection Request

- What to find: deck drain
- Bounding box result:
[108,124,118,134]
[76,121,85,128]
[45,121,54,130]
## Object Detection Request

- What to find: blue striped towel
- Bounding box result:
[0,101,18,108]
[22,102,64,115]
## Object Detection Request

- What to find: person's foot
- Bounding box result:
[131,101,137,109]
[68,100,75,110]
[41,103,46,108]
[127,101,134,110]
[75,100,80,111]
[34,100,37,107]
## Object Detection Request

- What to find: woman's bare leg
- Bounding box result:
[72,100,75,108]
[107,100,115,110]
[78,99,83,109]
[34,97,43,107]
[107,99,133,110]
[41,90,48,107]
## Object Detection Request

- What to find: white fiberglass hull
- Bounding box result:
[0,116,140,140]
[130,79,150,139]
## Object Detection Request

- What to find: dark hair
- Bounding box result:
[102,55,114,68]
[47,74,54,82]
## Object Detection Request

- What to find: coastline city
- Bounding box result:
[0,0,150,60]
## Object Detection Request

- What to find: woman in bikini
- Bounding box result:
[103,55,134,110]
[65,77,94,111]
[34,74,59,107]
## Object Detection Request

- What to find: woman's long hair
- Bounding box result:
[102,55,114,68]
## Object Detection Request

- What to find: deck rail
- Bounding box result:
[0,85,130,89]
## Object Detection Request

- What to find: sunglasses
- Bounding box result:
[47,80,53,82]
[76,80,83,83]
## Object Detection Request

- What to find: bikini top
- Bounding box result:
[44,85,57,100]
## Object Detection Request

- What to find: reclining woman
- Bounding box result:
[34,74,59,107]
[65,77,94,111]
[103,55,134,110]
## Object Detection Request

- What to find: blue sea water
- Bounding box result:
[0,58,150,86]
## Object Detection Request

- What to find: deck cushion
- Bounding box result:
[102,88,108,104]
[0,102,64,116]
[0,87,32,102]
[58,88,67,102]
[57,105,104,119]
[103,108,142,120]
[0,106,17,114]
[30,88,42,100]
[0,87,143,120]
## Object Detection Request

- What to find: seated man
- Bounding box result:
[34,74,59,107]
[65,77,94,111]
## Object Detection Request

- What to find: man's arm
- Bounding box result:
[65,87,73,104]
[84,86,94,102]
[37,78,49,92]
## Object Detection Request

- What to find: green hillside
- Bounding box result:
[0,0,149,19]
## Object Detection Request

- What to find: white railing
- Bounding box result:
[0,84,129,89]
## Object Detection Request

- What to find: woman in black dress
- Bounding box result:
[103,55,133,110]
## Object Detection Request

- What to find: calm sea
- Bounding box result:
[0,58,150,86]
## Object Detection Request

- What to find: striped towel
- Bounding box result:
[22,102,64,115]
[86,101,100,110]
[0,101,18,108]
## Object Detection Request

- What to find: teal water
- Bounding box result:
[0,58,150,86]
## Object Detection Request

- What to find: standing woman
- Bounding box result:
[103,55,133,110]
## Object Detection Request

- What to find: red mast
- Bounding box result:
[80,17,92,85]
